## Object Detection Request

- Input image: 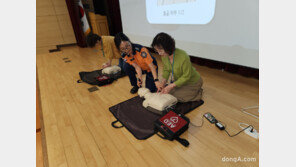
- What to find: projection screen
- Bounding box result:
[119,0,259,68]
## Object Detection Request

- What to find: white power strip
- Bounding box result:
[239,123,259,139]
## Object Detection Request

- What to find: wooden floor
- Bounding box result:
[37,45,259,167]
[36,74,44,167]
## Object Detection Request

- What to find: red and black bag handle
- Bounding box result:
[111,120,124,128]
[155,131,189,147]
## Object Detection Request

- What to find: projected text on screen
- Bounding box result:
[146,0,216,24]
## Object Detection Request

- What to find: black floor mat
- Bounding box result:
[78,69,126,86]
[109,96,204,140]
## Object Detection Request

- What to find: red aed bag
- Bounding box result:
[154,110,190,147]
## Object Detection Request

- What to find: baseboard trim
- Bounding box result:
[146,47,259,79]
[49,43,77,53]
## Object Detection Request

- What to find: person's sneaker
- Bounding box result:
[130,86,139,94]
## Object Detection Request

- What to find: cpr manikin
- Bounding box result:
[102,65,121,74]
[138,88,177,114]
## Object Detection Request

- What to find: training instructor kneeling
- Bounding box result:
[151,32,203,102]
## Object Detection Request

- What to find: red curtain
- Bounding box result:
[65,0,87,47]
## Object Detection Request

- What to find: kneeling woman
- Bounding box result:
[114,32,160,94]
[151,32,203,102]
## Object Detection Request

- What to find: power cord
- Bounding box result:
[203,113,256,138]
[241,105,259,119]
[216,121,254,137]
[238,105,259,138]
[189,113,256,138]
[224,124,254,137]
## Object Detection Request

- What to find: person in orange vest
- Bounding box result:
[114,32,161,94]
[86,33,126,73]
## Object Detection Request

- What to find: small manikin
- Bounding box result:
[102,65,121,74]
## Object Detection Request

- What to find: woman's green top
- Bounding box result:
[161,48,201,87]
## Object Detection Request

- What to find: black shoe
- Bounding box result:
[130,86,139,94]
